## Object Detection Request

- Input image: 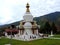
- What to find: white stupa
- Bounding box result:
[5,3,40,41]
[18,3,40,41]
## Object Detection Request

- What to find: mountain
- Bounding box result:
[34,11,60,26]
[0,21,20,29]
[0,11,60,30]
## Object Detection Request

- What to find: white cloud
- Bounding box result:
[0,0,60,25]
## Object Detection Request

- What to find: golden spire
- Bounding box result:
[26,3,30,12]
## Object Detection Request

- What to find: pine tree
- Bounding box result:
[44,21,51,34]
[51,22,57,34]
[40,21,51,34]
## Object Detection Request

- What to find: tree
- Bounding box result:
[51,22,57,34]
[44,21,51,34]
[40,21,51,34]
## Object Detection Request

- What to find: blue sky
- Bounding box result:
[0,0,60,25]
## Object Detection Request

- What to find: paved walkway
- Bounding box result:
[49,37,60,39]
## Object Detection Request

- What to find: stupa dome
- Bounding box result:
[24,22,32,28]
[23,12,33,22]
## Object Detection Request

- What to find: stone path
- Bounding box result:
[49,37,60,39]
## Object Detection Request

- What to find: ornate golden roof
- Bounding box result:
[26,3,30,12]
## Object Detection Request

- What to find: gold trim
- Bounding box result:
[26,3,30,12]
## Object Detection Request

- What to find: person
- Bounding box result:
[30,36,31,39]
[24,36,25,39]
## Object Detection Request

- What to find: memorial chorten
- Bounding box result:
[18,3,39,41]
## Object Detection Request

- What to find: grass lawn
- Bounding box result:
[0,37,60,45]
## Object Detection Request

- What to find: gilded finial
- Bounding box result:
[26,3,30,12]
